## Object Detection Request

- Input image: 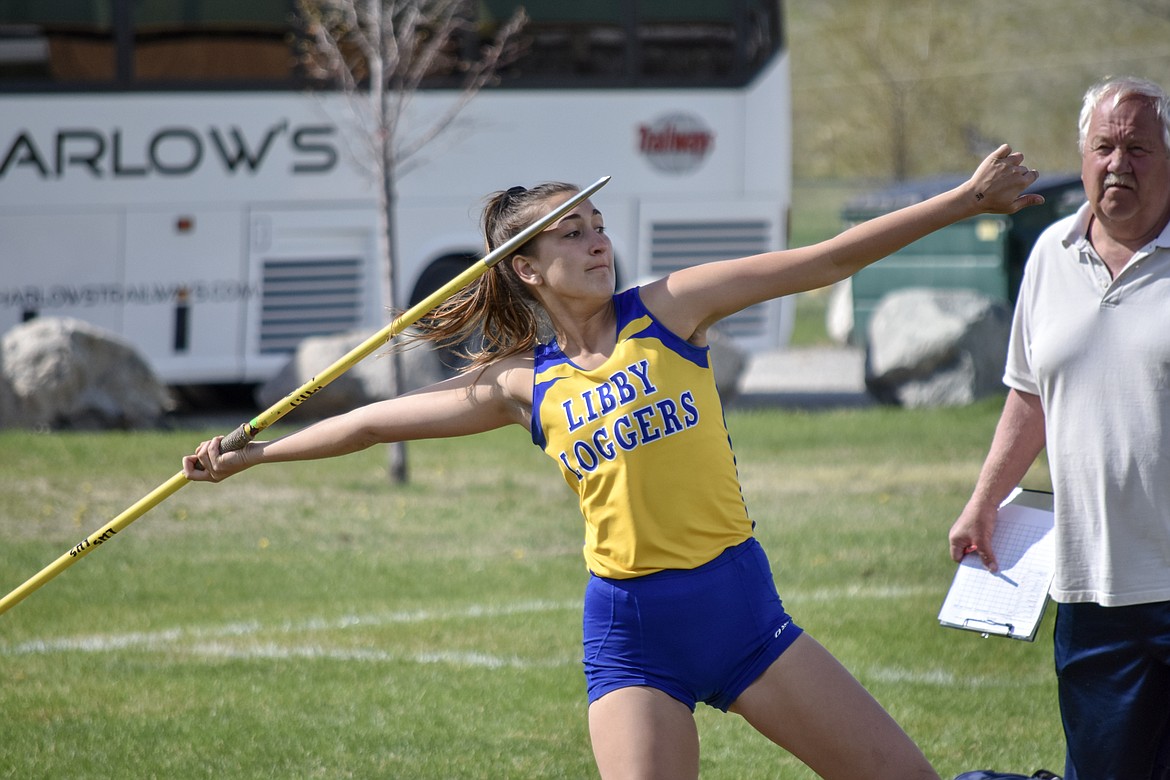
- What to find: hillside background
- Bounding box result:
[786,0,1170,243]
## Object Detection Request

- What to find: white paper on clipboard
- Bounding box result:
[938,488,1055,641]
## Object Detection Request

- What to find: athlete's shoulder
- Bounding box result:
[471,354,533,425]
[491,353,533,389]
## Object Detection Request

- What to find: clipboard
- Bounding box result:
[938,488,1055,641]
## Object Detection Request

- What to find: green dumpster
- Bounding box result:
[843,173,1085,345]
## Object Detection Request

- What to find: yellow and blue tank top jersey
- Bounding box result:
[531,287,753,579]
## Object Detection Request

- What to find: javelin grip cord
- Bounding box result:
[0,176,610,617]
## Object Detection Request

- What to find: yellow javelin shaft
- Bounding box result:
[0,176,610,617]
[0,473,189,616]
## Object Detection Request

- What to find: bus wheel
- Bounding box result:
[409,254,479,376]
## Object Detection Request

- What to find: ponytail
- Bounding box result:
[410,182,579,370]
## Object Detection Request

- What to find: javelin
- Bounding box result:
[0,175,611,617]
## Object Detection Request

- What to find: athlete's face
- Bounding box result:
[518,196,615,299]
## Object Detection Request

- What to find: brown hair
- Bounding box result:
[411,182,580,370]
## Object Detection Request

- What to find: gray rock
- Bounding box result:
[707,326,747,401]
[864,288,1011,408]
[0,317,173,429]
[255,330,448,418]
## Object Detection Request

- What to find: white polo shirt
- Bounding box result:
[1006,202,1170,606]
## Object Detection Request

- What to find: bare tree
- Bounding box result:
[1123,0,1170,22]
[793,1,1001,181]
[842,1,989,181]
[297,0,526,482]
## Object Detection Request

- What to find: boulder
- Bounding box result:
[0,367,18,425]
[706,326,748,401]
[864,288,1011,408]
[825,280,855,346]
[255,330,448,418]
[0,317,174,429]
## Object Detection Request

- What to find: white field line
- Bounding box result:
[185,641,563,669]
[2,586,956,674]
[2,599,580,661]
[789,584,938,603]
[859,663,1051,688]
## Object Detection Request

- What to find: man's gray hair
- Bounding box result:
[1078,76,1170,153]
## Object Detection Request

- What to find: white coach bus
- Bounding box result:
[0,1,792,386]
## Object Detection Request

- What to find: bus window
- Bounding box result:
[133,0,295,84]
[482,0,625,82]
[637,0,782,83]
[2,1,784,90]
[0,1,116,83]
[639,0,736,81]
[478,0,782,88]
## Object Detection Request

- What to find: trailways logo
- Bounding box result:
[637,113,715,175]
[0,120,338,180]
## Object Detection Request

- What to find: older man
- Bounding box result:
[950,76,1170,779]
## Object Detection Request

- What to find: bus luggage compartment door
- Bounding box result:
[0,211,122,335]
[244,207,382,385]
[637,198,793,353]
[122,207,247,385]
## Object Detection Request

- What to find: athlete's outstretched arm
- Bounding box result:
[182,357,533,482]
[642,145,1044,342]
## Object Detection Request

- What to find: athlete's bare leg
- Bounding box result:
[730,633,940,780]
[588,685,700,780]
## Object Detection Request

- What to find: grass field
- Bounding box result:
[0,401,1063,778]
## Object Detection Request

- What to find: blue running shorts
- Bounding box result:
[583,537,803,712]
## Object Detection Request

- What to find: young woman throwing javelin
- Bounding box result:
[185,145,1042,779]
